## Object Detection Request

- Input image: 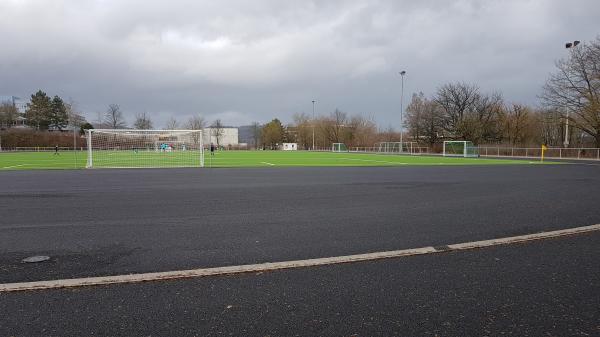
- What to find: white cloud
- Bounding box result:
[0,0,598,127]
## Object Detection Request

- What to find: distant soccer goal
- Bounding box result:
[443,141,479,158]
[332,143,348,152]
[86,129,204,168]
[376,142,421,153]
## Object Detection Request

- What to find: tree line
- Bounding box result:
[250,37,599,150]
[0,90,83,131]
[405,37,600,148]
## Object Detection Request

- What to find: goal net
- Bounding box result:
[376,142,420,153]
[443,141,479,158]
[86,129,204,168]
[332,143,348,152]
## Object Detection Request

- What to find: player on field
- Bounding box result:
[54,145,59,155]
[210,143,215,156]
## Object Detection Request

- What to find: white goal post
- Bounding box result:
[86,129,204,168]
[332,143,348,152]
[443,141,479,158]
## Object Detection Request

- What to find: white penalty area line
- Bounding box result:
[1,224,599,293]
[340,158,408,165]
[1,164,26,169]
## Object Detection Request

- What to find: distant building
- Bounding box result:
[281,143,298,151]
[202,127,239,147]
[0,95,28,128]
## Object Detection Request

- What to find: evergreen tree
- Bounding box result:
[50,96,69,130]
[25,90,52,130]
[261,118,285,149]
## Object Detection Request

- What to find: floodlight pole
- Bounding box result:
[563,40,580,148]
[312,100,316,150]
[399,71,406,153]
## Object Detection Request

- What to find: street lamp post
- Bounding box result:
[399,71,406,153]
[312,100,316,150]
[563,40,580,148]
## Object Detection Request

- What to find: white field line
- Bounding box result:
[260,162,275,166]
[1,224,598,293]
[1,164,26,169]
[340,158,407,165]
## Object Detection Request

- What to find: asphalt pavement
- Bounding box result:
[1,230,598,336]
[1,165,599,283]
[1,164,599,336]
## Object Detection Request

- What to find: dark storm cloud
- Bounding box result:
[1,0,598,127]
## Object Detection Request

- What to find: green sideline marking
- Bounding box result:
[0,150,554,170]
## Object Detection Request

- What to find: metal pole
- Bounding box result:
[564,111,570,148]
[86,129,92,168]
[399,71,406,153]
[73,128,77,169]
[312,100,315,150]
[563,40,579,148]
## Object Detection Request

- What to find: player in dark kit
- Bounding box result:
[210,143,215,156]
[54,145,59,155]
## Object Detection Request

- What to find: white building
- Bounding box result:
[281,143,298,150]
[202,127,238,147]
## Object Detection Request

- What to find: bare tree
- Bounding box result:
[133,112,153,129]
[405,92,427,142]
[504,104,532,145]
[65,99,86,127]
[435,82,479,141]
[541,37,600,147]
[473,92,504,143]
[435,82,504,144]
[321,109,348,144]
[291,113,312,149]
[211,119,225,147]
[337,114,377,148]
[537,108,563,146]
[0,102,19,128]
[186,114,205,146]
[186,114,205,130]
[406,93,443,146]
[164,116,178,130]
[104,104,126,129]
[250,121,262,149]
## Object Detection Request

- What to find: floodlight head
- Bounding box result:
[400,71,406,75]
[573,40,580,47]
[566,42,573,48]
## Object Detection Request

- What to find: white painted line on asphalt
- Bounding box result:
[1,224,598,293]
[261,162,275,166]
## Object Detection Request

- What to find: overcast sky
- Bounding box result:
[1,0,598,128]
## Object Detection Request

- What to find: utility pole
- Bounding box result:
[564,40,580,148]
[399,71,406,152]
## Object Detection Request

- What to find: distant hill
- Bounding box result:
[238,125,255,144]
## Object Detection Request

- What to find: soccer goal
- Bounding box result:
[376,142,420,153]
[86,129,204,168]
[332,143,348,152]
[443,141,479,158]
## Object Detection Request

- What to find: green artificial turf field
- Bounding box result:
[0,150,550,170]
